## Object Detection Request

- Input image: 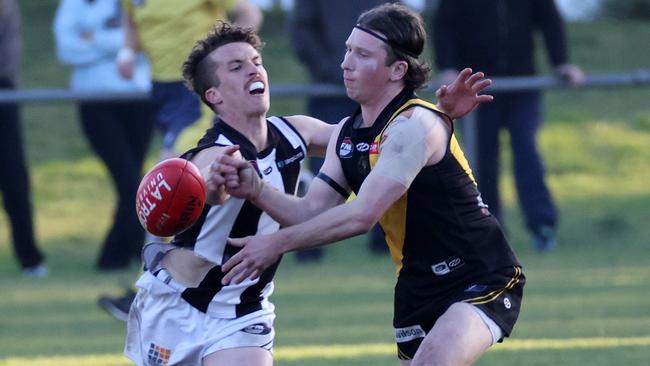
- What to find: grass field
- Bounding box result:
[1,3,650,365]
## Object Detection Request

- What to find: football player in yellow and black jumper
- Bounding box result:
[217,4,524,366]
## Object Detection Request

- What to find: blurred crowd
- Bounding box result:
[2,0,583,281]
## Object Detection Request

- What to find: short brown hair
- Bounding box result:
[357,3,431,90]
[182,21,264,107]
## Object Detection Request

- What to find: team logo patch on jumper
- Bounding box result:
[339,138,353,158]
[431,256,465,276]
[148,343,171,366]
[395,325,426,343]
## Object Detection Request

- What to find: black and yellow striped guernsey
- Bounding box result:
[336,88,521,295]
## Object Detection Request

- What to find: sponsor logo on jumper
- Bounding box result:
[263,166,273,175]
[504,297,512,309]
[356,142,370,152]
[276,150,305,168]
[431,256,465,276]
[394,325,426,343]
[339,138,353,158]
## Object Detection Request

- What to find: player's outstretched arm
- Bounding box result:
[436,68,493,119]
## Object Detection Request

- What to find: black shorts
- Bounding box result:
[394,266,525,360]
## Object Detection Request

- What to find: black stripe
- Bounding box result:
[278,116,307,153]
[317,172,350,199]
[236,259,281,317]
[181,266,224,313]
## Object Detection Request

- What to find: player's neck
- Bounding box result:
[223,114,268,152]
[359,83,404,127]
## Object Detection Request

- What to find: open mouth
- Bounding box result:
[248,81,265,95]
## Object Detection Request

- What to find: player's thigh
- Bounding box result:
[412,302,492,366]
[203,346,272,366]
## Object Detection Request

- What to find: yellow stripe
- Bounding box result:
[368,98,450,276]
[397,347,411,360]
[379,195,408,276]
[450,135,477,184]
[5,337,650,364]
[464,267,522,305]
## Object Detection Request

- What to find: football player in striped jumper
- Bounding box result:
[219,4,524,366]
[123,22,331,366]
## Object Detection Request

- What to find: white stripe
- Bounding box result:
[194,199,245,264]
[215,134,234,146]
[268,116,307,154]
[256,148,283,235]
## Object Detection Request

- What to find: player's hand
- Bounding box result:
[206,145,244,204]
[225,162,264,201]
[221,235,280,285]
[436,68,493,119]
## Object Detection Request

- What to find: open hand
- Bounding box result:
[221,235,281,285]
[436,68,493,119]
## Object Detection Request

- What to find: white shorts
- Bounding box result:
[124,271,275,366]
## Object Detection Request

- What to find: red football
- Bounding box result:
[135,158,206,237]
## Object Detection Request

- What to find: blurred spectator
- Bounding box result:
[118,0,262,162]
[289,0,390,262]
[54,0,156,270]
[0,0,47,277]
[433,0,584,251]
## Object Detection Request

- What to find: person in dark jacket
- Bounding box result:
[433,0,584,251]
[0,0,47,277]
[289,0,390,261]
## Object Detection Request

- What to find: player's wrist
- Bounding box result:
[249,179,265,202]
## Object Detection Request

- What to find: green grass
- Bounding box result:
[1,4,650,365]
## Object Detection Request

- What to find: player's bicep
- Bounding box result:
[285,115,337,158]
[372,117,429,189]
[372,108,449,188]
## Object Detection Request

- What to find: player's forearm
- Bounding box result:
[273,199,374,253]
[250,183,320,226]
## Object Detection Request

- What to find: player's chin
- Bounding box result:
[247,101,269,116]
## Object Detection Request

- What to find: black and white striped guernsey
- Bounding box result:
[169,116,307,318]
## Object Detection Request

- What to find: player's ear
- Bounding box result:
[204,87,223,105]
[389,60,408,82]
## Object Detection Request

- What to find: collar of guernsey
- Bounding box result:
[368,98,452,168]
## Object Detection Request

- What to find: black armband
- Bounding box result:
[316,172,350,200]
